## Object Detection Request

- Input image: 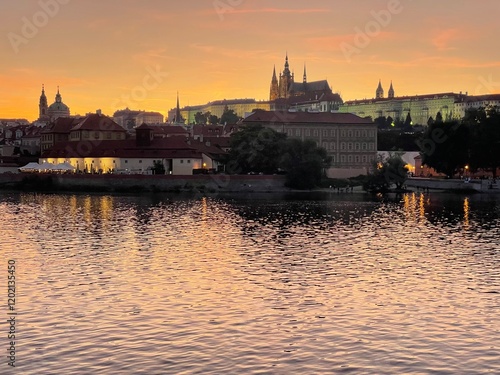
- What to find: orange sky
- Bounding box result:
[1,0,500,122]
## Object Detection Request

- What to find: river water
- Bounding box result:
[0,191,498,374]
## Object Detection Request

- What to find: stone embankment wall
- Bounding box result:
[406,178,500,192]
[0,173,288,193]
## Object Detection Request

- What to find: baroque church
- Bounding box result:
[38,85,70,122]
[269,53,333,101]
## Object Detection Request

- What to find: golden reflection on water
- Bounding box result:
[1,193,498,375]
[463,197,470,230]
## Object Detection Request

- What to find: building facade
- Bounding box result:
[338,81,474,125]
[242,110,377,178]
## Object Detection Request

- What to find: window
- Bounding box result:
[362,156,367,163]
[348,155,353,163]
[355,155,360,163]
[106,132,112,139]
[305,129,310,136]
[125,160,128,164]
[348,131,353,138]
[295,129,301,136]
[180,160,184,164]
[331,129,336,137]
[330,142,335,150]
[341,155,346,163]
[322,142,328,149]
[139,160,142,164]
[348,142,353,150]
[313,129,319,136]
[323,129,328,136]
[187,159,191,164]
[362,143,367,150]
[355,143,360,150]
[341,142,346,150]
[355,130,360,138]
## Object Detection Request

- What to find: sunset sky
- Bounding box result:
[1,0,500,121]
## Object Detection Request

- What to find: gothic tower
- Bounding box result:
[270,65,279,101]
[388,81,395,99]
[38,84,49,121]
[376,80,384,99]
[278,53,294,99]
[303,64,307,84]
[173,92,183,124]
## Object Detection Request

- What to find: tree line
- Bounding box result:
[225,124,331,189]
[418,107,500,178]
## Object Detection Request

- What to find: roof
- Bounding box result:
[70,114,126,132]
[242,110,374,125]
[288,92,343,106]
[344,92,465,105]
[290,80,332,94]
[41,136,226,160]
[41,117,82,134]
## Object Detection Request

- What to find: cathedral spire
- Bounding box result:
[303,64,307,84]
[174,91,183,123]
[388,81,395,99]
[376,79,384,99]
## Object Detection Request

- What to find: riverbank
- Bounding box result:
[406,177,500,193]
[0,173,291,193]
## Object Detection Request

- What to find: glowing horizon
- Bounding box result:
[1,0,499,122]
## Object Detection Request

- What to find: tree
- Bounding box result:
[465,107,500,177]
[280,139,331,189]
[151,160,165,175]
[220,108,239,124]
[363,152,408,192]
[374,116,388,130]
[435,111,443,124]
[194,111,208,124]
[227,124,286,174]
[417,119,470,177]
[208,114,219,125]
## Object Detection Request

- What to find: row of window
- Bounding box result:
[286,128,375,138]
[321,141,375,151]
[331,155,376,164]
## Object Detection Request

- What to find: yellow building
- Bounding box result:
[339,81,468,125]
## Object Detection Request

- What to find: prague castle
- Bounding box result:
[270,53,333,101]
[338,80,469,125]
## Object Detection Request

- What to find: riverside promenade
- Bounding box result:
[406,177,500,193]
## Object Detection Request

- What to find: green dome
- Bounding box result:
[48,102,69,111]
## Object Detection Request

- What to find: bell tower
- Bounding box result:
[38,84,49,121]
[376,80,384,99]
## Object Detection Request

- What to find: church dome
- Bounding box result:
[48,87,70,119]
[48,101,69,111]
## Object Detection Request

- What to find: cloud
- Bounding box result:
[219,7,331,15]
[431,28,460,51]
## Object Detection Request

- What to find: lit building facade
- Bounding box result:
[339,81,468,125]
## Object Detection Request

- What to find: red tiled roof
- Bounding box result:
[70,114,126,132]
[41,136,226,159]
[243,110,373,124]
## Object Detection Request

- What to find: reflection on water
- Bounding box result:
[0,192,499,374]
